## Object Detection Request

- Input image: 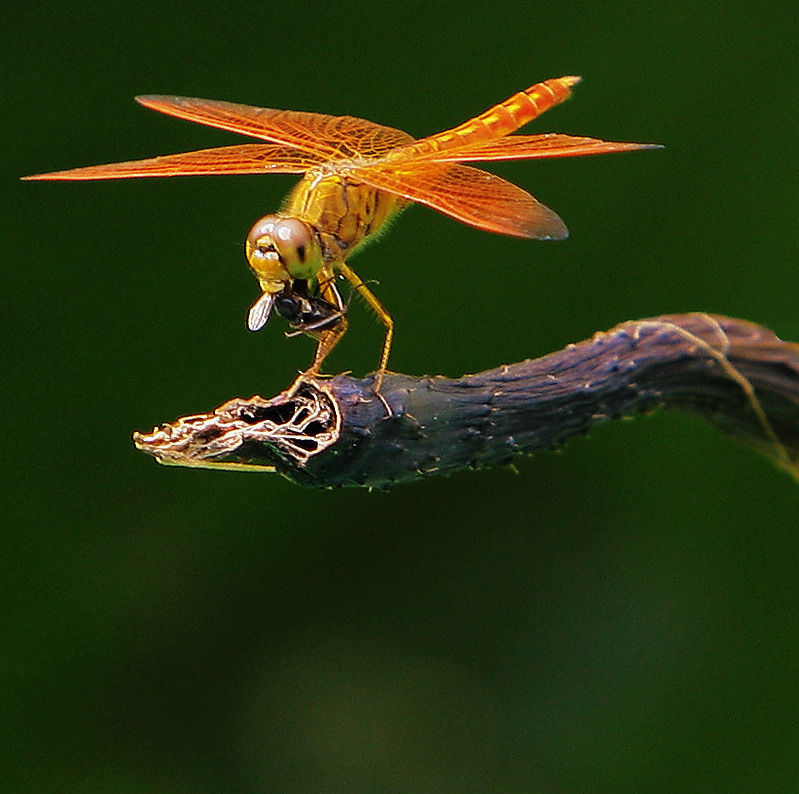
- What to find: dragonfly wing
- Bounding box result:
[136,96,414,160]
[413,133,663,163]
[358,162,567,240]
[22,144,319,180]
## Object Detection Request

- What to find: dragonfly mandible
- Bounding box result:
[24,76,660,385]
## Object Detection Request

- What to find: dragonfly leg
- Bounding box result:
[287,314,349,397]
[315,266,345,310]
[308,315,349,372]
[289,262,393,393]
[286,266,349,395]
[337,261,394,390]
[311,265,349,373]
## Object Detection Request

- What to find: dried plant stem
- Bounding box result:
[134,314,799,489]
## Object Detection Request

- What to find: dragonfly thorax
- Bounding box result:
[246,215,323,292]
[284,171,406,261]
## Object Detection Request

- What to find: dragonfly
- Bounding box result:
[24,76,659,386]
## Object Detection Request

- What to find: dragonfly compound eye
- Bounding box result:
[246,214,289,286]
[271,218,322,280]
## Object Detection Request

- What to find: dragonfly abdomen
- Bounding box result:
[397,76,582,160]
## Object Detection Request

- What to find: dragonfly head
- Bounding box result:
[246,215,323,284]
[245,215,324,332]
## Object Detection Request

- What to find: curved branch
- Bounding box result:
[133,314,799,489]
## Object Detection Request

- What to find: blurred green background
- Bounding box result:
[4,2,798,791]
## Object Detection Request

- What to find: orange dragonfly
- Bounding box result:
[24,76,659,386]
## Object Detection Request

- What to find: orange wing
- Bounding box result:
[346,133,658,238]
[135,96,413,160]
[24,95,415,181]
[22,144,320,180]
[405,133,661,164]
[357,162,567,240]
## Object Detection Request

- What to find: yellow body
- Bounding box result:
[284,170,407,261]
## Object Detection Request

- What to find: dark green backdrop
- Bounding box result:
[4,2,798,790]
